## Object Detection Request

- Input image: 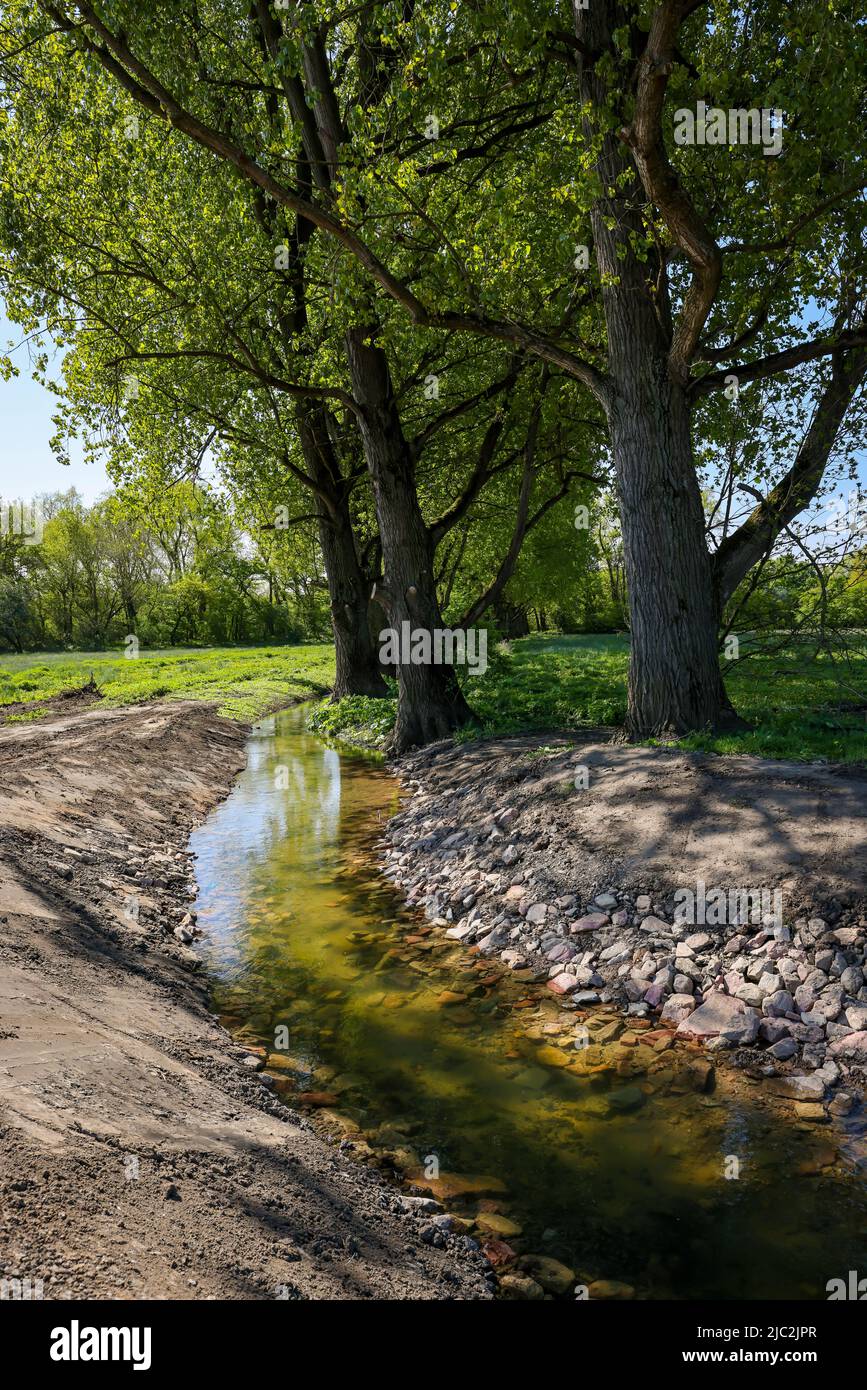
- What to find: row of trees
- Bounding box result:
[4,474,864,659]
[0,1,865,747]
[0,486,326,650]
[0,480,620,652]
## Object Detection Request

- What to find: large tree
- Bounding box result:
[0,14,599,739]
[5,0,861,740]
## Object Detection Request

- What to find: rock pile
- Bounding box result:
[382,782,867,1106]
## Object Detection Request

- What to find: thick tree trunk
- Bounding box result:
[317,506,386,698]
[583,119,733,734]
[573,3,739,739]
[295,404,386,699]
[608,356,735,737]
[345,328,476,751]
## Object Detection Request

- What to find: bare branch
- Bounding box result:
[711,344,867,609]
[692,328,867,396]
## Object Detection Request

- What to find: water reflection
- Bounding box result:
[192,705,867,1300]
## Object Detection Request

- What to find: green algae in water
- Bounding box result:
[191,705,867,1300]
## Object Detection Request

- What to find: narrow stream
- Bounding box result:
[191,705,867,1300]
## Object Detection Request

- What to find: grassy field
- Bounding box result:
[2,633,866,760]
[0,645,335,722]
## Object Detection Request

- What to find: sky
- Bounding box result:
[0,307,111,505]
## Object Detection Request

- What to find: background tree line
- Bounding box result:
[2,475,864,658]
[0,484,325,651]
[0,0,865,746]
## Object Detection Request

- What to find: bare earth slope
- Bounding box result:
[0,702,488,1301]
[399,732,867,914]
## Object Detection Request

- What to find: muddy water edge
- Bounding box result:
[191,704,867,1300]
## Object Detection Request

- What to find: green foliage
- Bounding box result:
[0,485,327,654]
[308,694,396,749]
[314,632,867,762]
[5,630,866,757]
[0,0,865,754]
[0,575,34,651]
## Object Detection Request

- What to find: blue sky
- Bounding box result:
[0,308,110,504]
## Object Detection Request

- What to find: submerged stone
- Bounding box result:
[588,1278,635,1300]
[499,1273,545,1300]
[520,1254,575,1296]
[607,1085,646,1114]
[409,1171,508,1201]
[476,1211,522,1238]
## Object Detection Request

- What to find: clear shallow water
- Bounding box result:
[191,705,867,1299]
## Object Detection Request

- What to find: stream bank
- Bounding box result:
[385,730,867,1103]
[0,700,489,1300]
[190,706,867,1301]
[6,697,864,1301]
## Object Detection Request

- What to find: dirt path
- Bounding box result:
[0,701,489,1301]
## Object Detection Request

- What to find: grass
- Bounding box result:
[308,693,397,749]
[312,631,867,763]
[3,632,866,760]
[0,645,335,722]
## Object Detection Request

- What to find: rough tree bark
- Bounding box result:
[579,1,738,737]
[295,403,387,698]
[607,347,735,733]
[345,327,476,750]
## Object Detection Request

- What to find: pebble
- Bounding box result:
[595,893,618,910]
[587,1279,635,1300]
[499,1273,544,1300]
[520,1254,575,1294]
[547,972,580,995]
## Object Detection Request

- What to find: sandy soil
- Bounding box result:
[398,732,867,916]
[0,700,489,1301]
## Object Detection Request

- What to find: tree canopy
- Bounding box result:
[0,0,864,744]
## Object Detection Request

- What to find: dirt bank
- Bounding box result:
[395,732,867,913]
[0,701,490,1300]
[384,733,867,1104]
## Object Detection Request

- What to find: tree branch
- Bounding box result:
[619,0,721,383]
[711,344,867,610]
[40,1,612,410]
[692,328,867,396]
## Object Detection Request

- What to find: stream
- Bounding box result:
[191,704,867,1300]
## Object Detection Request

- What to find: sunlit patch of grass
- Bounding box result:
[0,646,335,721]
[4,633,865,761]
[309,694,397,748]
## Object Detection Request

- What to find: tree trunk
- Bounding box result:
[493,597,529,638]
[295,404,387,699]
[318,505,387,698]
[608,356,735,737]
[583,109,734,736]
[345,328,476,751]
[572,2,739,739]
